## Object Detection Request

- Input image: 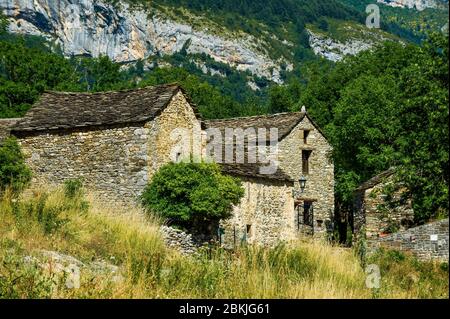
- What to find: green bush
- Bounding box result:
[141,161,244,234]
[64,178,84,199]
[0,137,31,193]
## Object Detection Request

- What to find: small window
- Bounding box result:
[302,150,312,175]
[175,151,182,162]
[303,130,310,144]
[303,202,314,227]
[246,224,252,237]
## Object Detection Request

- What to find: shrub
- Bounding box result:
[0,137,31,193]
[141,161,244,234]
[64,178,84,199]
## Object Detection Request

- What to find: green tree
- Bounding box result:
[394,33,449,223]
[0,137,31,193]
[0,39,78,117]
[141,161,244,235]
[298,34,449,224]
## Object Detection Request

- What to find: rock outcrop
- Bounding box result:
[307,30,377,62]
[0,0,289,83]
[377,0,448,11]
[306,27,399,62]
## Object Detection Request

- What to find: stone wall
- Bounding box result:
[368,218,449,261]
[17,123,149,204]
[354,177,414,240]
[16,91,202,205]
[278,116,334,237]
[146,91,203,179]
[160,226,199,255]
[220,177,296,248]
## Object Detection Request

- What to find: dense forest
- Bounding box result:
[0,9,448,229]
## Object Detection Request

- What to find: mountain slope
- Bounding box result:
[0,0,401,84]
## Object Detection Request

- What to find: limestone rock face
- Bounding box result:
[0,0,288,83]
[307,29,378,62]
[377,0,447,11]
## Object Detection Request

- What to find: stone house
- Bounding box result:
[353,169,414,240]
[10,84,204,203]
[205,112,334,246]
[7,84,334,246]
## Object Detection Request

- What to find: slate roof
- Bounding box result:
[355,168,395,192]
[11,84,202,133]
[0,118,20,143]
[205,111,329,181]
[220,163,293,182]
[205,112,307,141]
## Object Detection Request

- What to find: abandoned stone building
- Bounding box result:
[353,169,449,261]
[353,168,414,240]
[4,84,334,246]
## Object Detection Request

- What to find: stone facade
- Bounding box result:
[278,116,334,238]
[368,218,449,261]
[220,178,295,248]
[353,171,414,240]
[160,226,199,255]
[218,115,335,246]
[16,90,201,204]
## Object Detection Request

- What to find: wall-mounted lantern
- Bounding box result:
[292,175,308,198]
[299,175,307,193]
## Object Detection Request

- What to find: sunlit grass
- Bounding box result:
[0,186,447,299]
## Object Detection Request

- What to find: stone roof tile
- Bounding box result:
[205,112,306,141]
[220,163,293,182]
[11,84,199,132]
[355,168,396,192]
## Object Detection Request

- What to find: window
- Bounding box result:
[303,130,310,144]
[303,201,314,227]
[296,201,314,230]
[246,224,252,236]
[302,150,312,175]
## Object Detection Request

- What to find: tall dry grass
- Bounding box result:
[0,186,447,299]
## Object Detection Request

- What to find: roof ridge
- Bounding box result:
[43,83,181,96]
[206,111,305,122]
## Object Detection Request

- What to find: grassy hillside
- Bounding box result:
[1,185,447,299]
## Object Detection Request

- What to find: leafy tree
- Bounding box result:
[0,13,8,34]
[394,33,449,223]
[0,137,31,193]
[73,55,128,92]
[297,33,449,224]
[0,39,79,118]
[141,161,244,235]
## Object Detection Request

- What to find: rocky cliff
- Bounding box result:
[0,0,291,83]
[307,30,374,62]
[0,0,411,81]
[377,0,448,11]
